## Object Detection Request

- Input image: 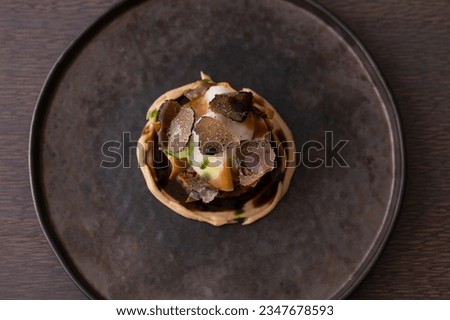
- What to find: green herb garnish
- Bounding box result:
[234,210,245,223]
[234,217,245,224]
[146,108,158,121]
[199,157,210,170]
[202,172,212,180]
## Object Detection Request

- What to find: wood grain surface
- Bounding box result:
[0,0,449,299]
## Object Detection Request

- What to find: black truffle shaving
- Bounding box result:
[183,176,218,203]
[209,91,253,122]
[168,106,194,153]
[194,116,236,155]
[157,100,194,153]
[237,140,275,187]
[184,81,213,100]
[157,100,181,148]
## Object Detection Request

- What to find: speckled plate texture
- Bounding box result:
[30,0,404,299]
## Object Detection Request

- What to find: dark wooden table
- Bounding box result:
[1,0,449,299]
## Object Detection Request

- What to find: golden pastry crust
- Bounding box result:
[137,74,296,226]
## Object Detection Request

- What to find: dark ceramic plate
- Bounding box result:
[30,0,404,299]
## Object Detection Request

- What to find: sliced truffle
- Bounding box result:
[194,116,236,155]
[157,100,194,154]
[177,175,218,203]
[209,91,253,122]
[237,140,275,187]
[157,100,182,148]
[184,80,213,100]
[167,106,194,153]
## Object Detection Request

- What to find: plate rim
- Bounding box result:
[28,0,405,300]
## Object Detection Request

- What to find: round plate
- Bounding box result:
[30,0,404,299]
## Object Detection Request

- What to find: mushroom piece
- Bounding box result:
[209,91,253,122]
[194,116,237,155]
[157,100,181,149]
[167,106,194,154]
[177,175,219,204]
[237,139,276,187]
[157,99,194,154]
[184,80,213,100]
